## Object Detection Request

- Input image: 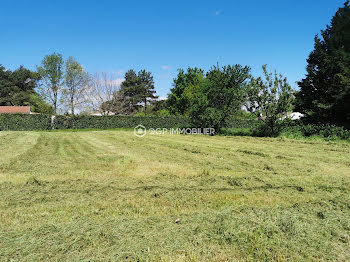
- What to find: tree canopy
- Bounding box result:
[188,65,251,131]
[117,69,158,114]
[37,53,64,114]
[0,64,53,114]
[167,67,204,115]
[245,65,294,135]
[296,1,350,127]
[0,65,39,106]
[63,57,90,115]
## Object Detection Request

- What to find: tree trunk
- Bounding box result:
[71,96,75,115]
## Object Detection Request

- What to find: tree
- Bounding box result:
[0,65,53,114]
[87,72,119,115]
[28,94,55,115]
[245,65,294,135]
[167,67,204,115]
[189,64,250,131]
[63,57,90,115]
[118,70,140,114]
[296,1,350,127]
[37,53,64,114]
[0,65,40,106]
[118,69,158,114]
[138,69,158,111]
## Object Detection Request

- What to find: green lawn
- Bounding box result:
[0,130,349,261]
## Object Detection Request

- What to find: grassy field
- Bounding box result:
[0,130,349,261]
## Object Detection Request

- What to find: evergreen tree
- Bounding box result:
[138,69,157,111]
[0,64,53,114]
[296,1,350,127]
[118,69,157,114]
[0,65,39,106]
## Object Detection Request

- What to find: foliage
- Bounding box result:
[53,115,190,129]
[0,114,190,131]
[280,122,350,140]
[0,114,51,131]
[28,94,54,114]
[219,127,253,136]
[224,117,259,129]
[296,1,350,127]
[167,67,205,115]
[189,64,251,131]
[141,99,171,116]
[37,53,64,114]
[245,65,294,136]
[0,65,41,105]
[118,69,158,114]
[63,57,90,115]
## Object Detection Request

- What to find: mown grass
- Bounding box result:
[0,130,349,261]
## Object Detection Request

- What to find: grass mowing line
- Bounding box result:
[0,130,349,261]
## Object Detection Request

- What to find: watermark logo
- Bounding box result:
[134,125,215,137]
[134,124,147,137]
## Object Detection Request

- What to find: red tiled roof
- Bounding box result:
[0,106,31,114]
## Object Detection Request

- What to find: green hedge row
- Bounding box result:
[0,114,258,131]
[0,114,51,131]
[53,115,191,129]
[0,114,191,131]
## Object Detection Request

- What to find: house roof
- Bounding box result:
[0,106,31,114]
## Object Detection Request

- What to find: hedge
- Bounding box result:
[53,115,191,130]
[0,114,191,131]
[0,114,51,131]
[0,114,259,132]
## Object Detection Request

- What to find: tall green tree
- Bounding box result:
[0,65,53,114]
[138,69,158,111]
[118,69,157,114]
[37,53,64,114]
[118,69,140,114]
[245,65,294,135]
[167,67,204,115]
[63,57,90,115]
[0,65,40,106]
[189,64,250,131]
[296,1,350,127]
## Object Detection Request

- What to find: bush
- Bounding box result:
[280,122,350,140]
[219,128,253,136]
[0,114,51,131]
[224,117,259,129]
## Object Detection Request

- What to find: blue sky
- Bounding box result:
[0,0,345,98]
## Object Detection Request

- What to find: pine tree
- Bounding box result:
[296,1,350,127]
[118,69,157,114]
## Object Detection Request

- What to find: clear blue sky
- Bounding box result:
[0,0,345,98]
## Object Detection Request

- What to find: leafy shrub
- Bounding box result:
[280,122,350,140]
[219,128,253,136]
[251,120,288,137]
[224,117,259,129]
[0,114,51,131]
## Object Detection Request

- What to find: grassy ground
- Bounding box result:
[0,130,349,261]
